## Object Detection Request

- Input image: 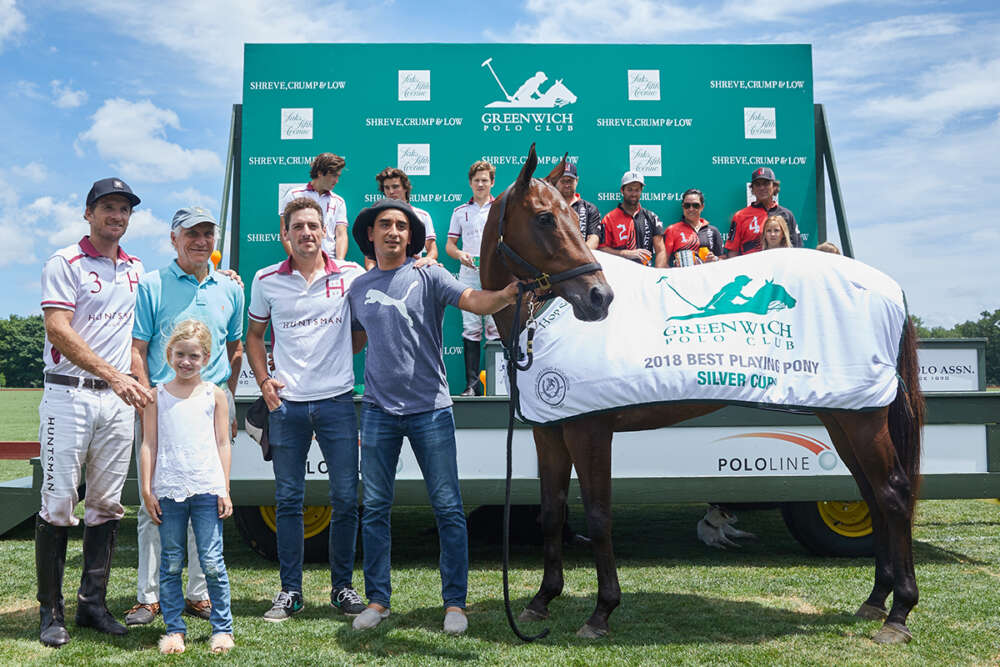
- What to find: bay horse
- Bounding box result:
[480,144,924,645]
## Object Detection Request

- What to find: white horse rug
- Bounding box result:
[513,249,907,425]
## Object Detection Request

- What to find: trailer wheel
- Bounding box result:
[781,501,874,557]
[232,505,331,563]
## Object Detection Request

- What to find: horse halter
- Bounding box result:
[494,186,603,294]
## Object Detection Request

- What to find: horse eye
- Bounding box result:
[535,212,555,227]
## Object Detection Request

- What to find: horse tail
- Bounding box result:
[889,316,925,513]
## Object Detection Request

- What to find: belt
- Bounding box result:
[45,373,110,390]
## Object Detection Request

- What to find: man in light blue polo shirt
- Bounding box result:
[126,206,244,626]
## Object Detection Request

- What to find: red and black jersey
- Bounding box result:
[662,221,701,266]
[725,205,766,256]
[597,205,663,260]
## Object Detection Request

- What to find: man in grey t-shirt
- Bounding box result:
[347,198,518,635]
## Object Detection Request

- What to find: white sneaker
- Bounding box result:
[352,606,390,630]
[443,610,468,635]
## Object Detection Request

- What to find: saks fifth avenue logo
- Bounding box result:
[398,70,430,101]
[628,70,660,101]
[398,144,430,176]
[629,145,662,177]
[480,57,576,133]
[744,107,776,139]
[281,108,313,140]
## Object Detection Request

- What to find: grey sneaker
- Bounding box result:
[444,609,468,635]
[352,606,390,630]
[331,587,366,616]
[263,591,304,622]
[125,601,160,626]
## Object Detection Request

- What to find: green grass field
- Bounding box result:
[0,389,40,482]
[1,500,998,664]
[1,392,998,663]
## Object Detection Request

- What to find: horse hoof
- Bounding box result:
[872,622,912,645]
[519,608,548,622]
[855,603,888,621]
[576,623,607,639]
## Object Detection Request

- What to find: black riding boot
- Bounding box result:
[75,519,127,636]
[460,338,481,396]
[36,515,70,647]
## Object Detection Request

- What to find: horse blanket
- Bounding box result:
[514,249,907,425]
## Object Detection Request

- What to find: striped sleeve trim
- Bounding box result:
[41,300,75,309]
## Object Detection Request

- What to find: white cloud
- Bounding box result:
[26,196,88,247]
[76,1,373,92]
[76,98,222,182]
[169,187,216,210]
[0,0,26,51]
[13,79,43,100]
[10,161,48,182]
[50,80,88,109]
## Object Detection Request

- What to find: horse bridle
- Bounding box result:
[494,186,603,294]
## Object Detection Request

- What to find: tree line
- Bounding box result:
[0,311,997,388]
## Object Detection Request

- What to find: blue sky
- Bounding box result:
[1,0,997,326]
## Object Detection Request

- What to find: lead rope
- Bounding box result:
[502,285,549,642]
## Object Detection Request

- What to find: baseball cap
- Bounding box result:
[621,171,645,187]
[562,163,578,179]
[171,207,218,230]
[352,198,426,259]
[86,177,140,208]
[751,167,776,182]
[245,397,271,461]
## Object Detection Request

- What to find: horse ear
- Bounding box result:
[544,153,568,186]
[515,143,538,193]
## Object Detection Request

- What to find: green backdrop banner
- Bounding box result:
[239,43,815,393]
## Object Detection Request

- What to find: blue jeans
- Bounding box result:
[360,404,468,609]
[158,494,233,636]
[268,392,359,593]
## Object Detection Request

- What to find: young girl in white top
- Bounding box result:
[139,319,234,655]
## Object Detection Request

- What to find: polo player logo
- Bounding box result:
[364,281,419,328]
[658,275,796,321]
[480,57,577,108]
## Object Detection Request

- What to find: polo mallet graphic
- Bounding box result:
[481,57,513,101]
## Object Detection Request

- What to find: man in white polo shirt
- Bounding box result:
[36,177,154,647]
[278,152,348,259]
[445,159,498,396]
[247,197,366,622]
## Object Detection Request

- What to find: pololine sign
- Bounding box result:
[240,43,816,392]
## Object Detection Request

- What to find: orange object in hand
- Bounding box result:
[698,247,710,261]
[210,250,222,268]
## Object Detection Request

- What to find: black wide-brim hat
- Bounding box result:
[352,198,426,259]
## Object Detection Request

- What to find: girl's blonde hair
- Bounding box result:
[165,319,212,360]
[762,215,791,249]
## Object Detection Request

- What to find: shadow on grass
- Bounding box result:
[326,591,867,660]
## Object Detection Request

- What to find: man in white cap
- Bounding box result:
[36,177,153,647]
[126,206,244,626]
[593,171,666,267]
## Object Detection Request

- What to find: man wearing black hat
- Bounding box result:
[36,177,154,647]
[724,167,801,257]
[347,198,519,635]
[246,197,367,622]
[553,162,602,245]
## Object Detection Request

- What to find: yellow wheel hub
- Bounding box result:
[817,500,872,538]
[259,506,332,539]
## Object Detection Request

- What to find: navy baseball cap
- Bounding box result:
[750,167,776,182]
[86,177,140,207]
[171,207,218,230]
[562,163,578,179]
